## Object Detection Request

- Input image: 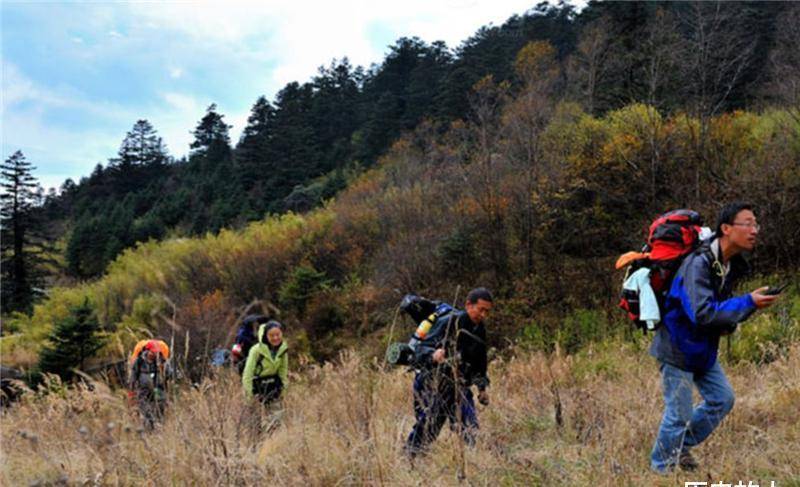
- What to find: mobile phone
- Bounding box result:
[764,283,790,296]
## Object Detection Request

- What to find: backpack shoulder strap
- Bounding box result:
[694,240,725,292]
[253,349,265,376]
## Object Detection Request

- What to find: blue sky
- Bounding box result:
[2,1,580,192]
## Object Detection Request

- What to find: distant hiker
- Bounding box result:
[242,320,288,405]
[404,287,493,458]
[128,339,171,430]
[231,314,270,374]
[650,203,779,473]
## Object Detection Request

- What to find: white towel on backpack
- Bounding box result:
[623,268,660,330]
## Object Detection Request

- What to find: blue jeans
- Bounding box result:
[651,361,735,472]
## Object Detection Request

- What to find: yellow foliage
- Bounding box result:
[514,40,558,82]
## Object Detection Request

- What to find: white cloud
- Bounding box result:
[3,63,47,107]
[5,0,580,188]
[2,109,120,190]
[2,62,135,121]
[126,0,538,94]
[161,92,202,113]
[3,61,247,180]
[151,92,251,155]
[148,92,205,155]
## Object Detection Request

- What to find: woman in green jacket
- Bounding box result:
[242,320,288,404]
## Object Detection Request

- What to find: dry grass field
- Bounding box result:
[2,340,799,486]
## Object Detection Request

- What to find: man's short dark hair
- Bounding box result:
[715,202,755,237]
[466,287,493,304]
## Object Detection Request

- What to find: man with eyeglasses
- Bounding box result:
[649,202,779,473]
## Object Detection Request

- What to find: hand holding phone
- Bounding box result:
[764,283,790,296]
[751,286,779,309]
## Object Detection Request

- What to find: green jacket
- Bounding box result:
[242,324,288,399]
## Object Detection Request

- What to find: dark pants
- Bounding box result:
[136,388,166,430]
[405,369,478,456]
[254,376,283,405]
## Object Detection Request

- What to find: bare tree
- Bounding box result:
[679,1,756,119]
[463,75,512,288]
[503,41,561,276]
[767,3,800,122]
[677,1,757,200]
[629,8,684,206]
[567,16,613,115]
[640,8,684,109]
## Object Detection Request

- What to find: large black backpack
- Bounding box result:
[386,294,454,366]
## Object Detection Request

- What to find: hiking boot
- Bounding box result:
[678,451,699,471]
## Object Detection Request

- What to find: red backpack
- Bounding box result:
[616,209,704,331]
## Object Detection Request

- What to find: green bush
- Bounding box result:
[279,264,332,317]
[519,321,549,351]
[557,308,610,354]
[1,311,26,335]
[729,294,799,364]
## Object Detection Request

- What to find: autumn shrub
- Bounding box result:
[6,104,800,371]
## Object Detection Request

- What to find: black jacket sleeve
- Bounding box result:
[465,323,489,390]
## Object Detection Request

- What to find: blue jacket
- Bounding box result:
[235,315,266,358]
[650,239,756,372]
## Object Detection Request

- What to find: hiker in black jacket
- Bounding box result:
[404,287,493,457]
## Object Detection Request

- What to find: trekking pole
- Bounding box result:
[443,286,467,482]
[452,346,467,482]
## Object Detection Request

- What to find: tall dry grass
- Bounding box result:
[2,341,799,486]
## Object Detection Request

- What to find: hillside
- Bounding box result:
[3,97,798,372]
[9,1,796,284]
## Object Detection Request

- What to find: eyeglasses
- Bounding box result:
[731,222,760,231]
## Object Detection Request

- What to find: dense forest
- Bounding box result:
[2,0,799,366]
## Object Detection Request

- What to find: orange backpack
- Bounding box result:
[129,339,170,365]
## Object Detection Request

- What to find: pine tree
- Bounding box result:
[190,104,232,160]
[236,96,277,199]
[185,104,237,233]
[108,119,169,195]
[310,58,363,171]
[36,299,105,381]
[1,151,50,314]
[66,216,107,278]
[266,82,321,208]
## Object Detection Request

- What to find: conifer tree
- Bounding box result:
[1,151,50,314]
[37,299,105,381]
